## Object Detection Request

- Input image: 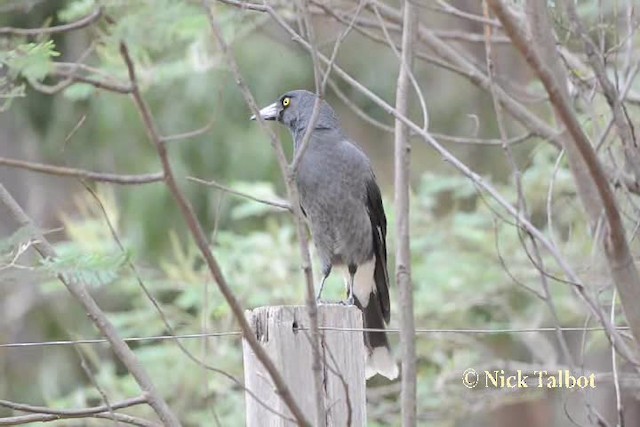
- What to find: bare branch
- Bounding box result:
[0,412,158,427]
[434,29,510,44]
[49,64,133,94]
[0,396,147,417]
[288,1,324,179]
[0,184,181,426]
[370,0,562,148]
[217,0,267,12]
[119,40,310,426]
[72,343,119,426]
[0,156,164,184]
[311,1,473,78]
[394,1,418,425]
[370,3,428,130]
[563,0,640,182]
[488,0,640,360]
[434,0,501,27]
[0,7,102,36]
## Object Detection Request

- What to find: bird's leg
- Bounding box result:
[316,264,331,302]
[346,264,357,306]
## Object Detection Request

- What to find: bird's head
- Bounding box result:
[251,90,340,135]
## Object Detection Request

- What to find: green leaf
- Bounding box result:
[1,41,60,82]
[40,249,129,288]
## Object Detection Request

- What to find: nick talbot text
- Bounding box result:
[484,369,596,389]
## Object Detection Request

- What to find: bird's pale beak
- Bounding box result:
[250,102,279,121]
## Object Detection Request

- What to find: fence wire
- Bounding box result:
[0,326,629,349]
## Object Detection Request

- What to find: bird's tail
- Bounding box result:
[358,293,399,380]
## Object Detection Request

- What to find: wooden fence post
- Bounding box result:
[243,304,366,426]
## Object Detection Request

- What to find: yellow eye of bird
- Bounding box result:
[282,97,291,107]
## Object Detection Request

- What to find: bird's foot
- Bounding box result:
[341,295,355,306]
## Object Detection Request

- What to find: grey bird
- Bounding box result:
[252,90,398,380]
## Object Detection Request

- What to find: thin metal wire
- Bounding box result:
[318,326,630,334]
[0,326,628,349]
[0,331,242,349]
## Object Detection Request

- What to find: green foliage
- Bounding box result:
[103,0,207,57]
[57,0,96,23]
[0,40,59,82]
[40,250,129,288]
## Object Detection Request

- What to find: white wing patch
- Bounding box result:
[339,258,376,306]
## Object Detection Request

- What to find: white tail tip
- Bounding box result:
[365,346,399,380]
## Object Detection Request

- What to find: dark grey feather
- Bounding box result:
[254,89,398,379]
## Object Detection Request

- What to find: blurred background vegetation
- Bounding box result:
[1,0,638,426]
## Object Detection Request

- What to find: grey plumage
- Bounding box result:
[253,89,398,380]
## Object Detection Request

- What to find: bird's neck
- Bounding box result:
[292,125,342,151]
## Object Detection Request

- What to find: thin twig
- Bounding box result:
[434,0,501,27]
[288,0,324,179]
[161,117,215,142]
[329,77,533,145]
[72,343,119,427]
[0,396,146,416]
[371,3,428,131]
[50,64,133,94]
[595,61,640,151]
[187,176,291,211]
[611,289,625,427]
[217,0,266,12]
[0,7,102,35]
[0,157,164,184]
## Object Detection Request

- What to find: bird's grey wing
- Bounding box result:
[365,175,391,323]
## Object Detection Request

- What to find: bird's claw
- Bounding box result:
[341,296,355,306]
